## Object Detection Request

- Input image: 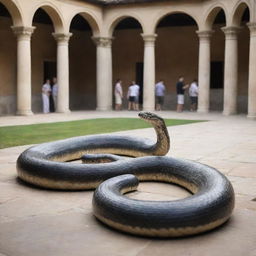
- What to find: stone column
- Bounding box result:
[93,37,113,111]
[247,23,256,119]
[53,33,72,113]
[222,26,241,115]
[196,30,214,113]
[12,26,35,115]
[141,34,157,111]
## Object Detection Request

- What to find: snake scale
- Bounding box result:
[16,112,235,237]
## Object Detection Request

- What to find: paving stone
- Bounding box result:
[128,181,190,201]
[0,111,256,256]
[0,212,150,256]
[228,176,256,196]
[235,194,256,211]
[136,210,256,256]
[228,163,256,178]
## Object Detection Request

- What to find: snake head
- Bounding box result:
[138,112,164,125]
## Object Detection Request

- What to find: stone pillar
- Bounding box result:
[53,33,72,113]
[141,34,157,111]
[247,23,256,119]
[93,37,113,111]
[12,26,35,115]
[196,30,213,113]
[222,26,241,115]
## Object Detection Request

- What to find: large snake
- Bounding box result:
[16,112,234,237]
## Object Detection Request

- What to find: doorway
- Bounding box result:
[210,61,224,89]
[210,61,224,111]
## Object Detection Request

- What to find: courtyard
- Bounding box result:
[0,110,255,256]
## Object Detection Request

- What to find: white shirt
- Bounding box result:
[128,84,140,97]
[189,82,198,97]
[52,84,58,97]
[155,82,165,96]
[42,83,51,95]
[115,83,122,96]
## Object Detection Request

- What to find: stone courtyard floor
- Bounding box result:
[0,111,255,256]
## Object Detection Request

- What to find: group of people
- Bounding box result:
[42,77,58,114]
[175,76,199,112]
[114,79,140,111]
[114,76,199,112]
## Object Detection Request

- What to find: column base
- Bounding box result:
[247,114,256,120]
[197,108,209,113]
[56,109,71,114]
[223,110,237,116]
[96,107,112,111]
[16,110,34,116]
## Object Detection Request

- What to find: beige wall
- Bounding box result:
[156,26,198,110]
[0,17,16,115]
[113,28,144,108]
[69,29,96,110]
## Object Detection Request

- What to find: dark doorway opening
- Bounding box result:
[44,61,56,112]
[210,61,224,89]
[136,62,144,105]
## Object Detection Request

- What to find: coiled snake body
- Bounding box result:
[17,112,234,237]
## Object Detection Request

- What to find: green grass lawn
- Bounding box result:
[0,118,204,149]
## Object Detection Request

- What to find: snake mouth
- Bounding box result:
[138,112,164,124]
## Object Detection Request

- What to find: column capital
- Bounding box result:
[141,33,157,44]
[247,22,256,36]
[92,37,114,47]
[221,26,241,39]
[196,30,214,41]
[53,33,72,44]
[12,26,35,40]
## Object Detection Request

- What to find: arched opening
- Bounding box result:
[0,3,16,115]
[155,13,198,110]
[69,14,96,110]
[209,9,226,111]
[235,6,250,113]
[32,8,57,113]
[112,17,143,109]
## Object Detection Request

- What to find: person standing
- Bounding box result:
[127,81,140,111]
[155,79,166,111]
[42,79,51,114]
[176,76,189,112]
[189,79,199,111]
[114,79,123,110]
[52,77,58,112]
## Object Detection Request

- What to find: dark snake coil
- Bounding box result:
[16,112,234,237]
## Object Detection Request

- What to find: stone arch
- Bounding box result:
[30,2,64,33]
[232,1,250,26]
[153,11,199,32]
[68,11,100,37]
[0,0,23,26]
[107,14,144,37]
[204,5,227,30]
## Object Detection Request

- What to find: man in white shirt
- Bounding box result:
[114,79,123,110]
[189,79,199,111]
[52,77,58,112]
[155,80,166,111]
[42,79,51,114]
[127,81,140,111]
